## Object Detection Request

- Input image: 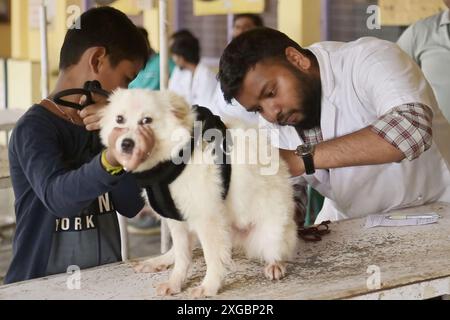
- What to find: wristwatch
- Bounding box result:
[295,144,316,175]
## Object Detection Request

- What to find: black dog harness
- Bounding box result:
[134,106,232,221]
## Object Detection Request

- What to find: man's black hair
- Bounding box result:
[170,34,200,65]
[59,7,149,70]
[218,27,312,103]
[233,14,264,27]
[171,29,196,40]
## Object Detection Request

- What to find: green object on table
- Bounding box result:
[305,185,324,226]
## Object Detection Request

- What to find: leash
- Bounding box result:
[53,80,111,111]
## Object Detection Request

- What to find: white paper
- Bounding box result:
[365,212,440,228]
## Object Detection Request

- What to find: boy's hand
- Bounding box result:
[105,127,155,172]
[78,94,109,131]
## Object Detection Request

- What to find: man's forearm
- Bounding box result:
[281,127,405,177]
[315,127,405,168]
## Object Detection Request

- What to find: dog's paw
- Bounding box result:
[264,262,286,281]
[133,261,171,273]
[189,286,218,298]
[156,282,181,296]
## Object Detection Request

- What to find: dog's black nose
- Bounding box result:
[121,139,135,154]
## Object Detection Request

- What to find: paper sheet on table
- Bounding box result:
[365,212,440,228]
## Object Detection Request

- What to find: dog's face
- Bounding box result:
[100,89,195,172]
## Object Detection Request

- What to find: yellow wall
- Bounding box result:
[110,0,142,16]
[8,0,173,109]
[380,0,447,26]
[12,1,82,64]
[144,6,160,51]
[0,58,5,108]
[278,0,321,47]
[193,0,265,15]
[109,0,175,52]
[11,0,28,60]
[27,0,82,85]
[10,0,83,106]
[143,2,176,52]
[12,0,171,70]
[0,24,11,58]
[7,59,41,110]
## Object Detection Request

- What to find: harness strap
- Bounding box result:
[54,80,111,111]
[134,106,232,221]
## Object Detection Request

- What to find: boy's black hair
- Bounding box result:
[59,7,149,70]
[218,27,313,103]
[137,26,155,57]
[233,13,264,27]
[170,33,200,65]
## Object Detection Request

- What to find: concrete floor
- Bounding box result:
[0,187,162,285]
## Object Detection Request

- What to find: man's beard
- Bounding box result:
[279,64,322,130]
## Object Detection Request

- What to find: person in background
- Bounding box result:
[129,27,176,91]
[168,30,218,109]
[397,0,450,122]
[166,30,197,104]
[170,29,197,44]
[232,13,264,39]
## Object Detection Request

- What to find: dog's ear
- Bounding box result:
[167,91,191,121]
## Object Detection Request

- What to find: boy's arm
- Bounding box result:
[12,118,126,218]
[110,174,145,218]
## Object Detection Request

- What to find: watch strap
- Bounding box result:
[302,153,315,175]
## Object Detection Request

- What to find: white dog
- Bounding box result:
[100,89,298,297]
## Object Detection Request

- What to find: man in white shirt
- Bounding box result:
[218,28,450,222]
[168,32,217,109]
[397,1,450,122]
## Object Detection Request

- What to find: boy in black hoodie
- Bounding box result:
[5,7,153,284]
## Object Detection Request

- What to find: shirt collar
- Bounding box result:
[307,44,335,99]
[440,10,450,27]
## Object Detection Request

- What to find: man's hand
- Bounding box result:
[105,127,155,172]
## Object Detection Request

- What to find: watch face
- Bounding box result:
[296,144,313,155]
